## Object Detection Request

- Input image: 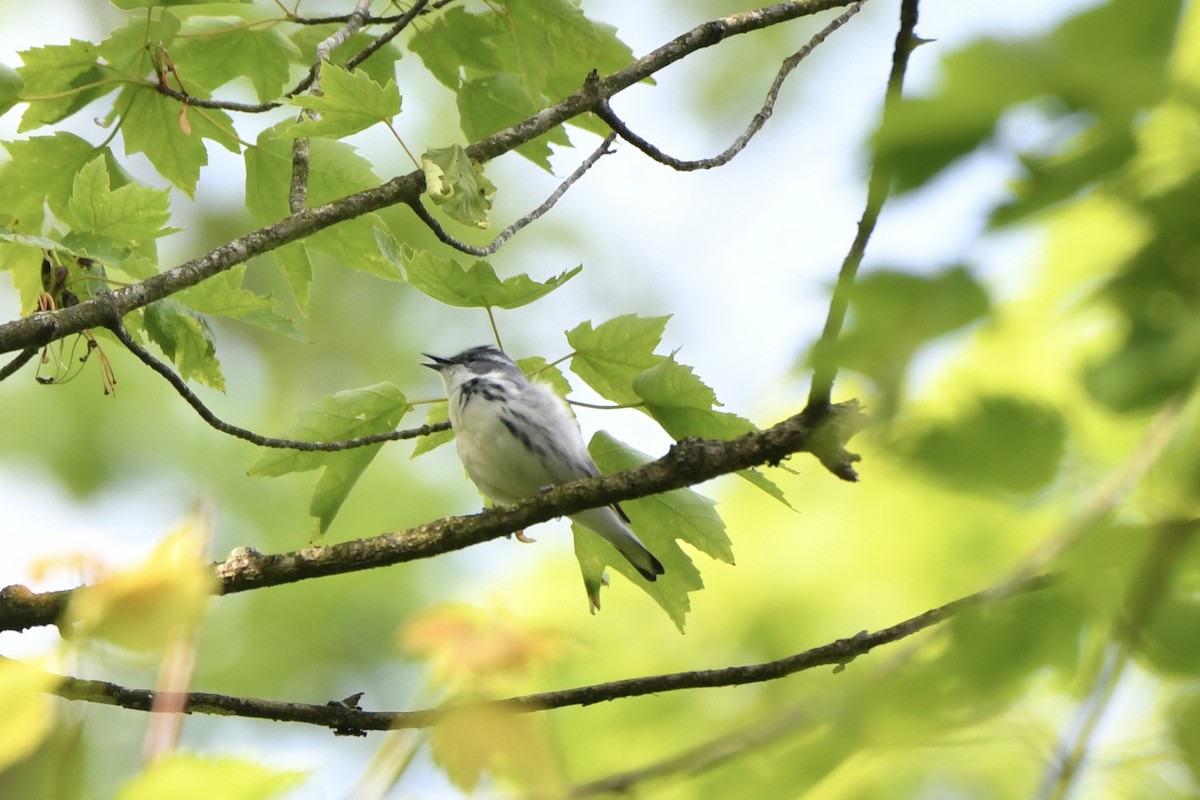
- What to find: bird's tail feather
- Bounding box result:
[572,507,665,582]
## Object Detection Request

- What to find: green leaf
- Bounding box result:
[584,432,732,631]
[289,28,400,90]
[566,314,669,405]
[116,754,302,800]
[457,74,568,171]
[0,134,114,230]
[282,63,401,139]
[902,395,1067,495]
[0,62,24,117]
[171,17,299,102]
[273,242,314,316]
[1172,691,1200,784]
[119,85,239,196]
[97,11,182,75]
[245,128,399,280]
[143,299,225,391]
[16,40,109,132]
[0,241,46,314]
[65,158,173,245]
[422,144,496,229]
[248,383,411,533]
[822,266,990,417]
[516,356,573,400]
[399,248,581,309]
[175,266,301,338]
[409,6,503,89]
[410,401,454,458]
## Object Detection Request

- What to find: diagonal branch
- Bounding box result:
[806,0,921,409]
[0,399,868,633]
[19,573,1052,732]
[0,0,861,358]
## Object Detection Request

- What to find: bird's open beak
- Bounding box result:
[422,353,450,370]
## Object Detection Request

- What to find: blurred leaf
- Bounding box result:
[0,658,60,772]
[873,0,1179,198]
[96,11,181,75]
[429,704,562,795]
[585,431,731,630]
[902,395,1066,495]
[63,521,217,652]
[0,718,84,800]
[248,383,411,534]
[16,40,108,132]
[144,299,225,391]
[282,63,401,139]
[399,247,580,309]
[116,754,302,800]
[1171,691,1200,784]
[400,602,565,689]
[822,266,989,417]
[422,144,496,229]
[566,314,669,405]
[175,266,300,339]
[1136,533,1200,676]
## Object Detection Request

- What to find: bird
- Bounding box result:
[423,345,665,582]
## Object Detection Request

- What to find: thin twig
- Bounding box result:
[0,347,37,382]
[23,574,1052,733]
[806,0,921,410]
[595,2,864,171]
[344,0,428,73]
[407,133,617,256]
[109,321,450,451]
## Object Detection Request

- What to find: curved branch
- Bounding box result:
[596,1,864,171]
[25,574,1053,733]
[409,132,617,257]
[0,347,37,382]
[806,0,920,409]
[0,0,861,357]
[0,399,868,632]
[109,322,450,450]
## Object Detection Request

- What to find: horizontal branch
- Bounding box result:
[0,0,860,357]
[0,400,868,633]
[27,574,1053,733]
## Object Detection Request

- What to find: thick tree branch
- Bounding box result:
[0,400,868,633]
[18,574,1053,733]
[806,0,920,409]
[0,0,861,357]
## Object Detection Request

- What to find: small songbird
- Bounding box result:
[423,345,665,582]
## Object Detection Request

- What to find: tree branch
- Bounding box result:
[595,1,864,171]
[17,574,1053,733]
[0,0,861,357]
[0,399,868,633]
[0,347,37,382]
[806,0,920,409]
[108,321,450,450]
